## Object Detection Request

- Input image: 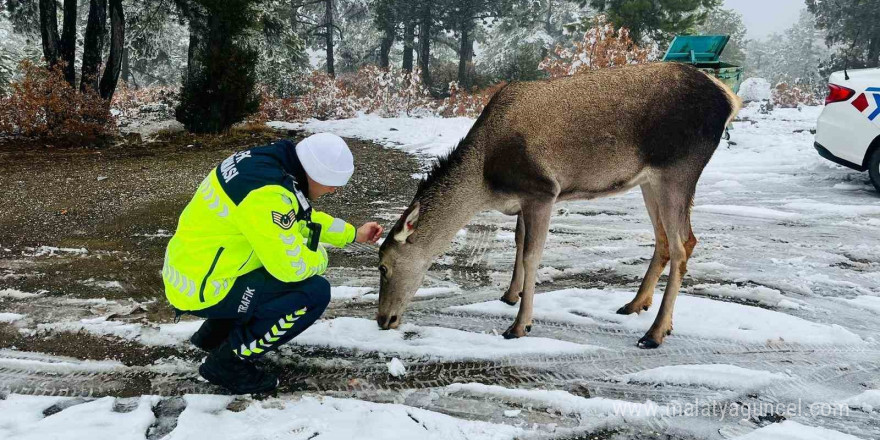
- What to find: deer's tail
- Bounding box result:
[704,73,743,127]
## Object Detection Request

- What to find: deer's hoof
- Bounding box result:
[637,335,661,349]
[616,302,649,315]
[499,291,521,306]
[502,324,530,339]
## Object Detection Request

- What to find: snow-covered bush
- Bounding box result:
[0,61,114,143]
[436,81,507,118]
[341,66,435,117]
[111,82,179,126]
[771,82,822,108]
[290,70,361,120]
[256,66,433,122]
[738,78,771,102]
[539,15,652,78]
[738,77,820,109]
[255,65,509,122]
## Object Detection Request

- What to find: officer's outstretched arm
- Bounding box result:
[310,210,356,248]
[235,186,328,282]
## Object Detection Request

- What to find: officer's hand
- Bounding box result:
[356,222,383,244]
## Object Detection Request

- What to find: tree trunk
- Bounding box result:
[457,24,473,88]
[60,0,78,86]
[867,34,879,68]
[187,27,199,80]
[121,47,130,83]
[418,7,431,88]
[81,0,108,94]
[379,25,394,68]
[324,0,335,77]
[38,0,61,68]
[99,0,125,101]
[540,0,553,61]
[185,9,209,83]
[402,22,414,72]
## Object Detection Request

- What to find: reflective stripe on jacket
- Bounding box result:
[163,140,356,311]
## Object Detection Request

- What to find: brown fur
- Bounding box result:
[377,63,740,348]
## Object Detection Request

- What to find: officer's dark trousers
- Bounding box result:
[189,268,331,359]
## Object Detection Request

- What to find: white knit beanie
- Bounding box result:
[294,133,354,186]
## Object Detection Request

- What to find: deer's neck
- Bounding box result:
[415,154,488,258]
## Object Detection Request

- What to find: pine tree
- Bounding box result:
[586,0,720,43]
[744,10,829,99]
[442,0,515,89]
[254,0,308,96]
[175,0,261,133]
[123,0,190,88]
[695,6,746,66]
[806,0,880,70]
[476,0,582,82]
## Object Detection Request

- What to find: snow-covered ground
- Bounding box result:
[3,103,880,439]
[0,394,524,440]
[274,103,880,439]
[268,114,475,157]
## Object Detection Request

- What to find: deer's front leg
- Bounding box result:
[500,214,525,306]
[503,200,554,339]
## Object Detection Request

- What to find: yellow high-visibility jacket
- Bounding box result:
[163,140,356,311]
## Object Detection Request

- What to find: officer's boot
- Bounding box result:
[190,318,235,352]
[198,341,278,394]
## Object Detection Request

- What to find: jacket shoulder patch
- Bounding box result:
[272,209,296,229]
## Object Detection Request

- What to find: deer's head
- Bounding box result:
[377,202,430,330]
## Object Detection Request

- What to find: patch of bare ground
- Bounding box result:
[0,323,194,366]
[0,125,421,320]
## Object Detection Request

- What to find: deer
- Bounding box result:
[376,62,741,348]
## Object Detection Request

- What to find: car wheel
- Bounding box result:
[870,147,880,193]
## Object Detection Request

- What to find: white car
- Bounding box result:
[815,67,880,191]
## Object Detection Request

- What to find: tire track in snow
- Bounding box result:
[3,340,877,399]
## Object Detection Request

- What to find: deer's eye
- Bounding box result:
[379,265,388,276]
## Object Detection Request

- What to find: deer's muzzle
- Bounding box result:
[376,313,400,330]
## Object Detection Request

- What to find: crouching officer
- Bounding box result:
[163,133,383,394]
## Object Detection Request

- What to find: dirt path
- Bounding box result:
[0,127,421,326]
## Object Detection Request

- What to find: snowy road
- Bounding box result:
[2,103,880,439]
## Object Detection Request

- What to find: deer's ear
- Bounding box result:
[394,203,420,243]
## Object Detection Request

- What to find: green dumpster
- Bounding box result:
[662,35,744,93]
[663,35,743,139]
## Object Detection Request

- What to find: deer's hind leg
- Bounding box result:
[501,213,526,306]
[617,183,669,315]
[638,176,699,349]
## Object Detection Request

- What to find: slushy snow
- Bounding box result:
[386,357,407,377]
[331,285,459,301]
[0,312,24,323]
[616,364,792,390]
[0,395,158,440]
[451,289,864,345]
[446,383,662,421]
[732,420,863,440]
[841,389,880,412]
[0,394,524,440]
[293,316,600,360]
